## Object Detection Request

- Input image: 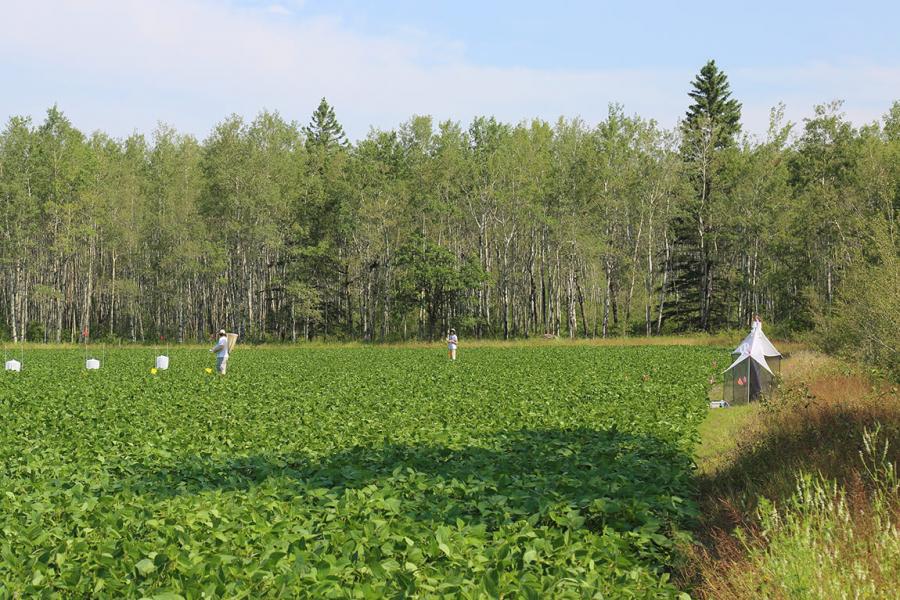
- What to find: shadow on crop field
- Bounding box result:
[133,427,698,535]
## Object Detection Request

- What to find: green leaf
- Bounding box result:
[135,558,156,576]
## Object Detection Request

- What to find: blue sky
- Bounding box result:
[1,0,898,140]
[293,0,899,69]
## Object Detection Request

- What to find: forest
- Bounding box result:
[0,62,897,368]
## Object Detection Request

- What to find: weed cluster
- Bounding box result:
[684,352,900,598]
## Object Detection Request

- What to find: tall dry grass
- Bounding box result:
[682,351,900,598]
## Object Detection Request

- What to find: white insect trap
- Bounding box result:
[155,355,169,370]
[4,359,21,372]
[86,358,101,370]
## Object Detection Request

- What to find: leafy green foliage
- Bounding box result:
[4,98,898,344]
[394,236,486,339]
[817,223,900,378]
[0,346,721,597]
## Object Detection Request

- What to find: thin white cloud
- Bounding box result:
[0,0,895,140]
[267,4,292,16]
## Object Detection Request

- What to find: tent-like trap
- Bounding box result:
[723,323,782,404]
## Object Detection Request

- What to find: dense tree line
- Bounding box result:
[1,62,898,354]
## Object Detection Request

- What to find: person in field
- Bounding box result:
[447,328,459,360]
[210,328,229,374]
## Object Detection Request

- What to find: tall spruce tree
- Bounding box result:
[667,60,742,331]
[303,98,348,150]
[292,98,353,338]
[684,60,742,144]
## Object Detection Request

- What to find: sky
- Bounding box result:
[1,0,898,141]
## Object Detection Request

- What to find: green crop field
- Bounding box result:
[0,346,722,598]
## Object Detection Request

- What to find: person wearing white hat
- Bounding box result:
[210,328,229,374]
[446,328,459,360]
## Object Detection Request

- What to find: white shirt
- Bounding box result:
[215,335,229,358]
[447,334,458,349]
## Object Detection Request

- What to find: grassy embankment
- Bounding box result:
[687,351,900,598]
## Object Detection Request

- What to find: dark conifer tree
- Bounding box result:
[684,60,742,145]
[303,98,348,150]
[667,60,742,331]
